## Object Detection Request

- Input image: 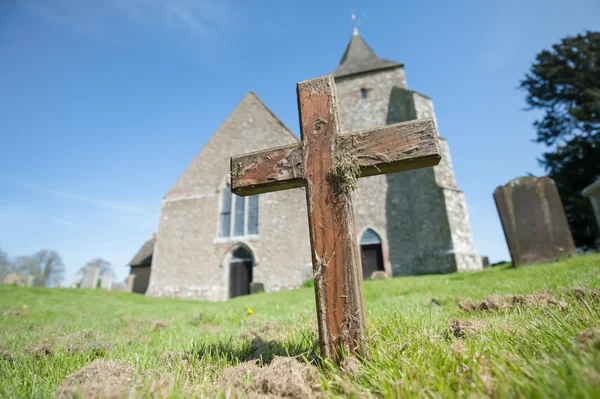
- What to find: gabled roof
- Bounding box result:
[129,233,156,267]
[332,31,403,79]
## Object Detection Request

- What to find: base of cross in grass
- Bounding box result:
[231,74,441,363]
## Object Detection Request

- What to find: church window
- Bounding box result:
[219,184,259,238]
[234,192,246,236]
[219,184,232,237]
[360,88,368,99]
[247,195,259,235]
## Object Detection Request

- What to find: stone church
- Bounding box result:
[129,30,483,300]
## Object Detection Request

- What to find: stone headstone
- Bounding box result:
[80,266,100,289]
[22,275,34,287]
[126,274,136,292]
[583,178,600,247]
[2,272,20,285]
[370,271,389,280]
[481,256,490,268]
[100,274,113,291]
[249,282,265,294]
[494,176,576,266]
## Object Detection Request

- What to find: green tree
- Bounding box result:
[520,30,600,249]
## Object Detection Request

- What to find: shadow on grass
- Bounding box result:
[189,334,320,365]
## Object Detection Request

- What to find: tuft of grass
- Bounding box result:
[0,254,600,397]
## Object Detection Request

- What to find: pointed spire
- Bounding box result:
[331,31,403,79]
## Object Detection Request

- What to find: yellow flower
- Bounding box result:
[247,308,254,315]
[22,305,27,309]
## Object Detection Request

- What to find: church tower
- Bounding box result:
[332,30,482,275]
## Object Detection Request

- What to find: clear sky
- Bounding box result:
[1,0,599,285]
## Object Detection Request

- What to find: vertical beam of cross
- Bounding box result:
[297,76,368,360]
[231,75,441,363]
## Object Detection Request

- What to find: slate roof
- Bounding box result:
[332,31,403,79]
[129,233,156,267]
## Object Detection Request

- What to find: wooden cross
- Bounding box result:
[231,75,441,363]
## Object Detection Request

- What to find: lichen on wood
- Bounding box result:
[329,151,361,195]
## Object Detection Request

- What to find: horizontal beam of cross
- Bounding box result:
[231,119,441,196]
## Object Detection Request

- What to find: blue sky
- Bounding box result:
[1,0,599,284]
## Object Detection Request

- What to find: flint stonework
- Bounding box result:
[144,31,483,301]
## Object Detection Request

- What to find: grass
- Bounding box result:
[1,255,600,398]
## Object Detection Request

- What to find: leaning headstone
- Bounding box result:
[126,274,136,292]
[100,274,113,291]
[249,282,265,294]
[494,176,576,266]
[583,178,600,239]
[2,272,20,285]
[80,266,100,289]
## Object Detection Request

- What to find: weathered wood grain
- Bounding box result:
[231,119,440,197]
[231,143,304,196]
[337,119,441,177]
[229,73,442,364]
[297,75,368,363]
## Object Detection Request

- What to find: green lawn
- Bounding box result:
[2,255,600,398]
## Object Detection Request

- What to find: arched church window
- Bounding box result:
[360,88,368,99]
[219,184,259,238]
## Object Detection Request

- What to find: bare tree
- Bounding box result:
[0,247,13,281]
[79,258,114,277]
[32,250,65,287]
[13,256,41,284]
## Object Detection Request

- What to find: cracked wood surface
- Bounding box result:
[297,75,367,362]
[231,119,440,195]
[230,74,442,364]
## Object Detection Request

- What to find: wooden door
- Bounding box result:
[360,244,384,280]
[229,260,252,298]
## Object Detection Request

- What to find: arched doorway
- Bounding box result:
[229,246,254,298]
[360,229,384,279]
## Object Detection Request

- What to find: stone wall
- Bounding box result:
[335,67,482,275]
[146,93,312,300]
[335,68,407,133]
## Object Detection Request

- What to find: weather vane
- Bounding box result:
[351,10,359,35]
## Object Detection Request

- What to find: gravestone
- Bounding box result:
[249,282,265,294]
[370,271,389,280]
[22,275,34,287]
[80,266,100,289]
[583,178,600,243]
[494,176,576,266]
[100,274,113,291]
[481,256,490,268]
[231,74,441,363]
[126,274,136,292]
